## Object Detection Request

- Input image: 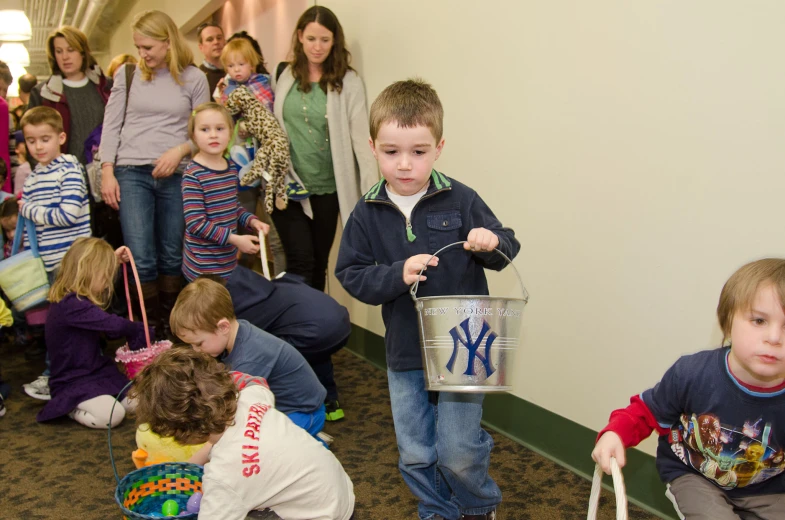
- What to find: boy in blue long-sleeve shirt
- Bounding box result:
[335,79,520,520]
[18,106,91,401]
[18,107,91,274]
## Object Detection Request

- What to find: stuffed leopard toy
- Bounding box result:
[224,86,290,213]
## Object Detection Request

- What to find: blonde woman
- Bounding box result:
[99,10,209,339]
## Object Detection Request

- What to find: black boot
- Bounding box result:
[159,275,183,342]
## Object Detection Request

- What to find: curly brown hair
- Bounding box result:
[129,347,238,445]
[289,6,352,94]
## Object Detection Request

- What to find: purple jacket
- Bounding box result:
[37,293,151,422]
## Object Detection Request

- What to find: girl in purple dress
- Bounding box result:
[37,238,152,428]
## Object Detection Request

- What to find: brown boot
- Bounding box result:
[159,275,183,342]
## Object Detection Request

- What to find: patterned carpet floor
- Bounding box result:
[0,340,661,519]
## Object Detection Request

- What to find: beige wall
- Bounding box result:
[321,0,785,456]
[217,0,309,72]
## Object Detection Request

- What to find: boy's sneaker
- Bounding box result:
[316,431,334,446]
[286,181,310,201]
[324,400,344,421]
[23,375,51,401]
[0,394,6,417]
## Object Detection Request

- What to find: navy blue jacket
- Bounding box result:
[226,265,351,357]
[335,170,520,370]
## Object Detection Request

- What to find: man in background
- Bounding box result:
[16,73,36,110]
[197,22,226,101]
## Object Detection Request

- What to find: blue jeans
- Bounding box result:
[287,403,326,438]
[115,165,184,282]
[387,369,501,520]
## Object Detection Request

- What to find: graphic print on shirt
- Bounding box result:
[670,413,785,489]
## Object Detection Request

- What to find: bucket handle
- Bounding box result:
[409,241,529,303]
[586,458,628,520]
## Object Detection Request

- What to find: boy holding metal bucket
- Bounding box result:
[335,79,520,520]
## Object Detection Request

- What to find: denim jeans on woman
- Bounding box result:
[115,165,184,283]
[387,368,501,520]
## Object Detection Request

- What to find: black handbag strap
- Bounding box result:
[276,62,287,82]
[121,64,135,129]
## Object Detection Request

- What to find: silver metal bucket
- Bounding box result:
[410,241,529,393]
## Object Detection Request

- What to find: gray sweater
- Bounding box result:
[99,64,209,166]
[64,82,104,164]
[273,67,378,225]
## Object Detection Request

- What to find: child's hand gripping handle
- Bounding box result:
[587,457,628,520]
[121,248,152,350]
[409,241,529,303]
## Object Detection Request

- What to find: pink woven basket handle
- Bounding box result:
[121,247,152,349]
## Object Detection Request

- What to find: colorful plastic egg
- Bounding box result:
[186,492,202,513]
[161,499,179,516]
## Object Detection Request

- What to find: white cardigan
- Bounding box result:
[273,66,379,225]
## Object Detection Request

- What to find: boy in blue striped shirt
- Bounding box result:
[18,107,91,276]
[18,107,91,402]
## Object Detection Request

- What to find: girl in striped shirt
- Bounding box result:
[182,103,268,282]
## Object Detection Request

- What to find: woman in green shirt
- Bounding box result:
[272,6,377,292]
[272,5,379,421]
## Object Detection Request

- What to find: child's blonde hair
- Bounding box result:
[20,106,64,135]
[717,258,785,341]
[132,10,193,85]
[370,78,444,142]
[129,347,238,445]
[170,277,235,336]
[106,53,137,78]
[187,102,234,149]
[49,237,118,309]
[220,38,260,72]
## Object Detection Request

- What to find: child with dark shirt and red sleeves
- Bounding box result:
[592,258,785,520]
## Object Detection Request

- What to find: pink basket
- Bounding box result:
[25,304,49,325]
[114,248,171,378]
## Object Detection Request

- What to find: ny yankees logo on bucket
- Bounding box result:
[447,318,497,379]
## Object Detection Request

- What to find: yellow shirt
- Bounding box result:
[0,299,12,327]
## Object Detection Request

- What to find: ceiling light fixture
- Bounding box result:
[0,0,33,42]
[0,42,30,66]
